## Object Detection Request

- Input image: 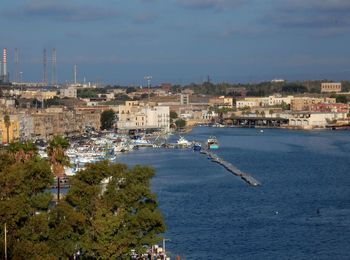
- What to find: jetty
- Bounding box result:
[200,149,261,187]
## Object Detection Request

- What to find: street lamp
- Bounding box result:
[163,238,171,259]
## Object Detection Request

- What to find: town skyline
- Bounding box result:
[1,0,350,85]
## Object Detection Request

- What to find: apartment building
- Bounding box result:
[117,101,170,131]
[291,97,336,111]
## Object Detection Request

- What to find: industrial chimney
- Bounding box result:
[3,48,7,82]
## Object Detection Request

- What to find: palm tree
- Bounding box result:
[46,135,70,178]
[46,135,70,201]
[4,114,11,144]
[8,141,38,163]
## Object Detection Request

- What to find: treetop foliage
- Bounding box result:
[0,145,165,259]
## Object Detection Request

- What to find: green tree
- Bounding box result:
[175,119,186,129]
[101,109,116,130]
[335,95,348,104]
[65,161,165,258]
[7,141,38,163]
[0,151,165,259]
[46,135,70,177]
[170,111,178,119]
[0,154,53,259]
[170,111,178,124]
[3,114,11,144]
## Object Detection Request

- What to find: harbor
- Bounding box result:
[40,130,261,189]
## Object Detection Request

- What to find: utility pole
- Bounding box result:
[163,238,170,259]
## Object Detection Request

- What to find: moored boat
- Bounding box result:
[207,136,219,149]
[193,142,202,151]
[177,136,191,148]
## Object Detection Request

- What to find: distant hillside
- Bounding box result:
[177,80,350,97]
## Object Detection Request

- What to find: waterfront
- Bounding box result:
[117,127,350,259]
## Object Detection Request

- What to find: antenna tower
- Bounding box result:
[51,48,57,85]
[14,48,19,82]
[43,48,48,84]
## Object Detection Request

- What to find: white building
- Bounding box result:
[288,112,347,129]
[60,87,77,98]
[117,101,169,131]
[142,106,170,131]
[236,100,259,109]
[321,83,342,93]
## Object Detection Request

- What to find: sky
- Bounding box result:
[1,0,350,85]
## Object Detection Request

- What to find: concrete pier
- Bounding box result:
[200,149,261,187]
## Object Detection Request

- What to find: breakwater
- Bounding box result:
[200,149,261,187]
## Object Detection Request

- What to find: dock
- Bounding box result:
[200,149,261,187]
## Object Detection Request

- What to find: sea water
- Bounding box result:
[117,127,350,260]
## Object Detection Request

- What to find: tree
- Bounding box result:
[65,161,166,258]
[175,119,186,129]
[170,111,178,124]
[335,95,348,104]
[3,114,11,144]
[46,135,70,177]
[0,153,53,259]
[101,109,116,130]
[0,147,165,259]
[7,141,38,163]
[126,87,137,94]
[170,111,178,119]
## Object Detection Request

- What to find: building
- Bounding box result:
[19,90,58,100]
[180,94,190,105]
[310,103,349,113]
[209,96,233,107]
[236,100,259,109]
[117,101,170,131]
[321,82,342,93]
[290,97,336,111]
[60,87,77,98]
[288,112,347,129]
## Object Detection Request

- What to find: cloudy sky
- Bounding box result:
[1,0,350,85]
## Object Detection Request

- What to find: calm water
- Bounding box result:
[118,127,350,260]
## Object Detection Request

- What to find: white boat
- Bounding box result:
[177,136,191,147]
[207,136,219,149]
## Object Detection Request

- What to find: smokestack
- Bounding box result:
[3,48,7,81]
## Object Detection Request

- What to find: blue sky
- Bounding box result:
[1,0,350,85]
